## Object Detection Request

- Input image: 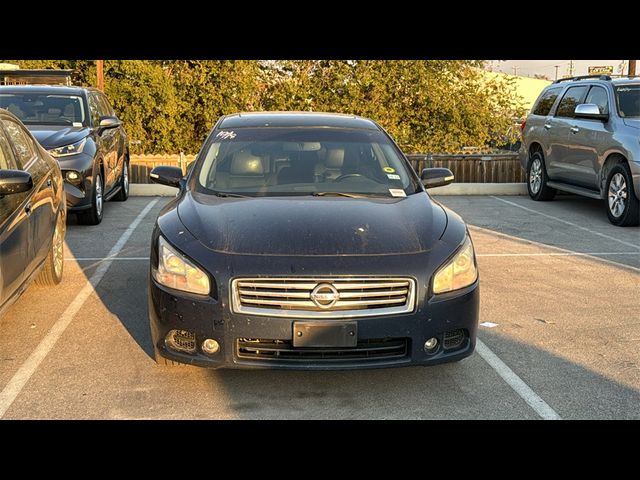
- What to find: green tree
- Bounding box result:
[168,60,262,152]
[104,60,179,154]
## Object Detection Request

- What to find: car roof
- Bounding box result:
[0,84,93,96]
[218,112,380,130]
[611,78,640,86]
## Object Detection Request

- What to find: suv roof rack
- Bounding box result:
[553,74,611,84]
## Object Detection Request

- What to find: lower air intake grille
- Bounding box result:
[443,329,465,350]
[236,338,409,363]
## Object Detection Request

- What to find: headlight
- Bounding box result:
[49,138,86,158]
[432,234,478,294]
[152,236,210,295]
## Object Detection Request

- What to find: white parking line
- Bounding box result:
[0,200,159,419]
[469,225,640,273]
[476,339,561,420]
[490,196,640,250]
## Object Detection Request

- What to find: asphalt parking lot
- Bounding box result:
[0,194,638,419]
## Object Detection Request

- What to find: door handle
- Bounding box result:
[25,203,32,216]
[570,126,579,133]
[544,124,552,130]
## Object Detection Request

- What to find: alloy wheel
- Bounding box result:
[529,157,542,194]
[53,216,64,278]
[608,173,627,218]
[95,174,103,217]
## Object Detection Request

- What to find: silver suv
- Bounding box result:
[519,75,640,226]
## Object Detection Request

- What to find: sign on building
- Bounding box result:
[588,66,614,75]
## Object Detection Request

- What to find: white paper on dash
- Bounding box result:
[480,322,499,328]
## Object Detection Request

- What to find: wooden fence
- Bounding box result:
[130,152,525,184]
[405,153,524,183]
[130,154,196,184]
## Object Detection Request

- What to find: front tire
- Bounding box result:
[77,172,104,225]
[113,157,129,202]
[527,151,556,201]
[605,163,640,226]
[35,213,65,286]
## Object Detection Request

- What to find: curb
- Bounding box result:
[130,184,178,196]
[428,183,527,195]
[129,182,529,197]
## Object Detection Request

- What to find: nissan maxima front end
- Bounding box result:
[148,112,479,370]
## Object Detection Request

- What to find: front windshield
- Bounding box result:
[0,93,86,126]
[195,127,419,197]
[615,85,640,118]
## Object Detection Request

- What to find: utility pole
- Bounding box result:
[554,65,559,81]
[96,60,104,91]
[512,66,518,76]
[568,60,574,77]
[629,60,637,76]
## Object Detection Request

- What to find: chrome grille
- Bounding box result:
[231,277,416,318]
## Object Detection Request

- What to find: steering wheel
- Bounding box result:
[334,173,364,181]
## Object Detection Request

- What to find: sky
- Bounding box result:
[487,60,630,79]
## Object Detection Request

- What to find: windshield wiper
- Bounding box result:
[311,192,388,198]
[211,191,251,198]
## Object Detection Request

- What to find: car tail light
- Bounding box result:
[520,119,527,132]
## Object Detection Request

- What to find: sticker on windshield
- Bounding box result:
[72,122,83,127]
[387,174,401,180]
[216,130,237,140]
[383,167,396,173]
[389,189,406,197]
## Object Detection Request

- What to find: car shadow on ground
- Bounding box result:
[201,331,640,419]
[60,197,639,419]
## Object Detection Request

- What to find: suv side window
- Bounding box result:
[532,87,562,116]
[98,93,114,117]
[2,119,35,168]
[88,93,101,126]
[0,124,18,170]
[584,86,609,115]
[556,85,588,118]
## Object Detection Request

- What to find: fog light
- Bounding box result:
[202,338,220,355]
[165,329,196,354]
[424,337,439,354]
[65,170,81,183]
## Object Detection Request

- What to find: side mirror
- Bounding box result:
[574,103,608,121]
[98,115,121,131]
[150,166,183,188]
[0,170,33,196]
[421,168,454,189]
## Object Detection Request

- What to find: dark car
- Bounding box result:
[0,85,130,225]
[148,112,479,370]
[0,109,66,317]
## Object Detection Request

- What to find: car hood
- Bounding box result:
[177,191,447,256]
[623,119,640,131]
[25,125,90,149]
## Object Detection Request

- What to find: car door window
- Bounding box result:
[98,93,114,117]
[532,87,562,116]
[0,124,18,170]
[88,93,101,126]
[2,119,35,168]
[556,86,588,118]
[585,86,609,115]
[0,124,26,225]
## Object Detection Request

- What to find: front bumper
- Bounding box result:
[56,152,94,211]
[149,275,479,370]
